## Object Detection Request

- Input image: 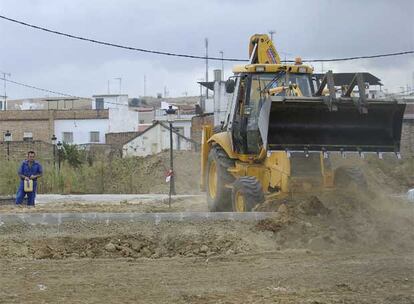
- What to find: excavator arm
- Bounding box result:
[249,34,281,64]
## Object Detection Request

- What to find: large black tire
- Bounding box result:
[334,166,367,189]
[206,146,235,211]
[231,177,265,212]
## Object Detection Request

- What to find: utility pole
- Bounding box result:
[205,38,209,99]
[268,30,276,42]
[107,80,110,94]
[219,50,224,80]
[1,71,11,110]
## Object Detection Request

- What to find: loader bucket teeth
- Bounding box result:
[266,97,406,153]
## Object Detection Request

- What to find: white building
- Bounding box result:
[155,102,194,140]
[93,94,139,133]
[55,118,108,144]
[122,121,196,157]
[55,94,140,145]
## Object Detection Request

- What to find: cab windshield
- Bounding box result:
[241,72,312,153]
[251,72,313,98]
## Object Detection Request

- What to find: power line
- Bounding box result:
[1,14,413,63]
[0,77,81,98]
[304,51,414,62]
[0,77,138,108]
[0,15,244,62]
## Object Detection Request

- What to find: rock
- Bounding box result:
[104,243,117,252]
[199,245,209,254]
[141,247,152,258]
[226,249,235,255]
[86,250,94,258]
[277,204,288,214]
[300,196,330,216]
[304,222,313,228]
[131,242,143,251]
[33,246,53,259]
[120,247,134,257]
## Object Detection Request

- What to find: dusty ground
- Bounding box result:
[0,190,413,303]
[0,195,207,213]
[0,155,413,303]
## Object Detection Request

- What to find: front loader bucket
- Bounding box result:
[260,96,406,153]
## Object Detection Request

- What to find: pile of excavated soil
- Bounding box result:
[129,150,201,194]
[255,184,414,252]
[252,154,414,251]
[1,186,413,261]
[0,220,268,260]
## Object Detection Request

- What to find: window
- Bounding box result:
[63,132,73,143]
[0,101,3,110]
[23,132,33,141]
[90,131,100,143]
[95,98,104,109]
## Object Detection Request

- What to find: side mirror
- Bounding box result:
[225,79,235,94]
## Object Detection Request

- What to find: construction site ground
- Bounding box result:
[0,154,413,303]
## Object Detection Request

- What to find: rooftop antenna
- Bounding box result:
[205,38,209,99]
[0,70,11,110]
[219,50,224,80]
[268,30,276,42]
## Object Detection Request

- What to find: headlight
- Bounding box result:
[255,65,265,72]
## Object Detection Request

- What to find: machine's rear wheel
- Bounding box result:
[232,177,265,212]
[206,146,235,211]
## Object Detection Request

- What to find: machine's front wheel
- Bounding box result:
[232,177,265,212]
[206,146,234,211]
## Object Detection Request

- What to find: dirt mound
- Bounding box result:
[255,187,414,251]
[108,150,201,194]
[0,221,255,260]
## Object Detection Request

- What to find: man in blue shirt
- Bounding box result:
[16,151,43,207]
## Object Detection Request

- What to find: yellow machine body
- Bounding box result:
[200,34,405,211]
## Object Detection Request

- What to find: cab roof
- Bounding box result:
[232,63,313,74]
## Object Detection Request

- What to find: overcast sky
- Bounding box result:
[0,0,413,99]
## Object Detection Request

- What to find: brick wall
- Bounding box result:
[0,140,53,162]
[106,132,140,146]
[0,120,51,143]
[0,109,109,143]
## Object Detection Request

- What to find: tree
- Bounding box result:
[62,143,84,168]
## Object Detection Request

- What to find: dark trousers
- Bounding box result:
[16,180,37,206]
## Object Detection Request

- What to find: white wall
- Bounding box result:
[92,94,139,133]
[109,107,139,133]
[54,119,109,144]
[213,81,233,126]
[123,123,192,157]
[154,111,193,141]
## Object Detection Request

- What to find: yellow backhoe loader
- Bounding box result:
[200,34,406,212]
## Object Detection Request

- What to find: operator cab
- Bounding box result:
[227,71,314,155]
